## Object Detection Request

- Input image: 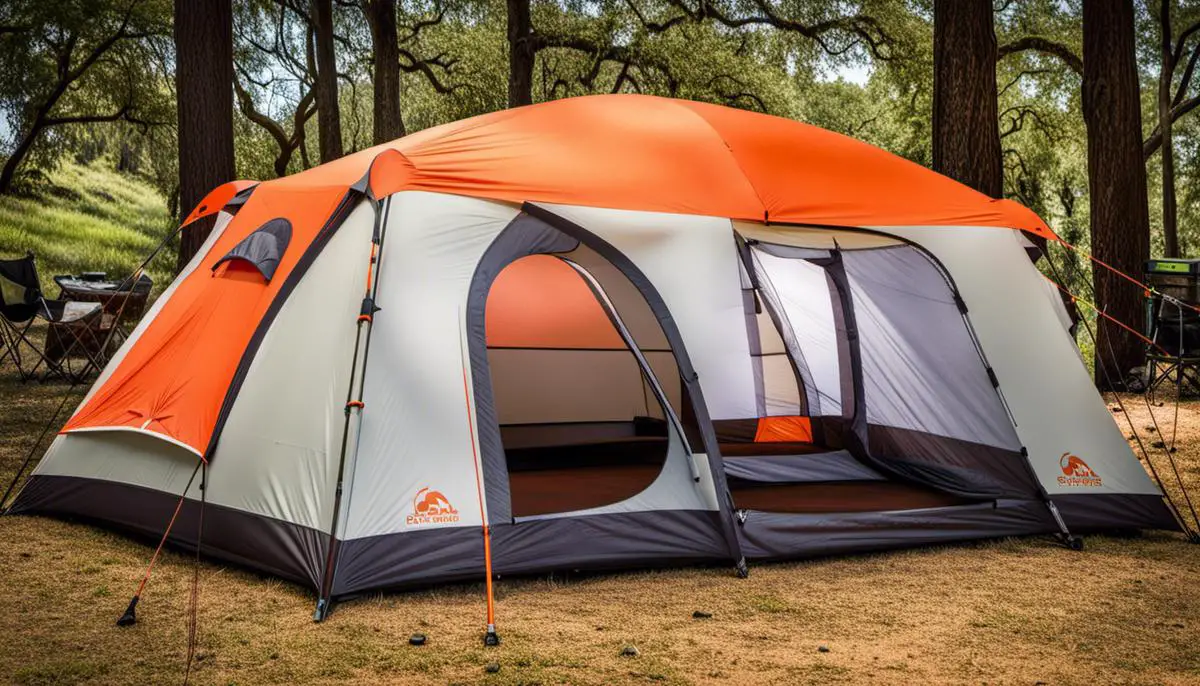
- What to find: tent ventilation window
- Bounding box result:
[212,218,292,281]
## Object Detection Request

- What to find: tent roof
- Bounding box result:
[189,94,1053,239]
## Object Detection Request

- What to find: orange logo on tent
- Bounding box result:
[1057,453,1102,487]
[406,487,461,526]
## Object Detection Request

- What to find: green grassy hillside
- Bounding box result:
[0,161,176,296]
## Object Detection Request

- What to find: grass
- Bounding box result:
[0,174,1198,683]
[0,369,1197,685]
[0,160,176,296]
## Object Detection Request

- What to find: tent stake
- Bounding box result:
[117,461,203,627]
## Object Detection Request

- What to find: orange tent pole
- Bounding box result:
[1042,275,1165,354]
[459,324,499,646]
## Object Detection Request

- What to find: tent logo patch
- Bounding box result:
[1058,453,1102,487]
[407,487,460,526]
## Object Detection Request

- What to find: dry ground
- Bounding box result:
[1,367,1198,686]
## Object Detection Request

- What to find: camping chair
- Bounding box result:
[1143,296,1200,399]
[0,252,104,383]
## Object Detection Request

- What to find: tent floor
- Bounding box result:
[507,462,970,518]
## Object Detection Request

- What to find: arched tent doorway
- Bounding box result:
[485,253,683,518]
[463,209,747,575]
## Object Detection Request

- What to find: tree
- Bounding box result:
[931,0,1002,198]
[357,0,457,143]
[506,0,535,107]
[1143,6,1200,163]
[0,0,171,194]
[363,0,405,141]
[312,0,343,161]
[175,0,235,268]
[234,77,315,177]
[993,1,1083,257]
[234,0,319,177]
[1147,1,1200,257]
[1082,0,1150,386]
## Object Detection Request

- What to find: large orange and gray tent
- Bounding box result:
[8,94,1181,617]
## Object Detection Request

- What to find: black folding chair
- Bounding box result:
[0,252,104,383]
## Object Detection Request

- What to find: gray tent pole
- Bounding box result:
[314,193,390,621]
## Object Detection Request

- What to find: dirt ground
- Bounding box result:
[1,368,1197,685]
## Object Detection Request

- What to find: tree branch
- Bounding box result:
[398,49,459,93]
[1144,95,1200,159]
[998,68,1052,97]
[1173,38,1200,107]
[648,0,894,60]
[997,36,1082,75]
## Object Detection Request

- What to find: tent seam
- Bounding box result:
[667,100,771,220]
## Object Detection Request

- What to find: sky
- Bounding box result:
[835,63,873,86]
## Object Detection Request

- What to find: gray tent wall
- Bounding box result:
[881,224,1179,532]
[327,193,744,596]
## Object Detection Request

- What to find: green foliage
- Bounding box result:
[0,0,1195,274]
[0,0,173,186]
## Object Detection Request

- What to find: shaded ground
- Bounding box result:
[0,366,1197,685]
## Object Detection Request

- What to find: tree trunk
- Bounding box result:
[1159,0,1180,257]
[313,0,344,162]
[507,0,536,108]
[932,0,1003,198]
[365,0,405,143]
[1083,0,1152,387]
[175,0,235,270]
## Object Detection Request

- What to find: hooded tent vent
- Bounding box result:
[212,218,292,281]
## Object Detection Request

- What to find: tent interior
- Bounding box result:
[484,237,974,521]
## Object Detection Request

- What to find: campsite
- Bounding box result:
[2,1,1200,684]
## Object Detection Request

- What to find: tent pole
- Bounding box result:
[459,308,500,646]
[314,194,389,621]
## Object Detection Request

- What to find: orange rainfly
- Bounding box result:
[62,185,350,457]
[61,93,1056,461]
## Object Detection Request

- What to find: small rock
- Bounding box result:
[818,644,830,653]
[621,645,640,657]
[409,633,427,646]
[1145,425,1157,433]
[692,610,713,619]
[269,652,279,660]
[19,552,31,558]
[1152,440,1166,449]
[1035,681,1047,685]
[485,662,500,673]
[1110,406,1123,413]
[1173,622,1186,629]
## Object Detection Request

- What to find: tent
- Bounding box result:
[7,94,1181,623]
